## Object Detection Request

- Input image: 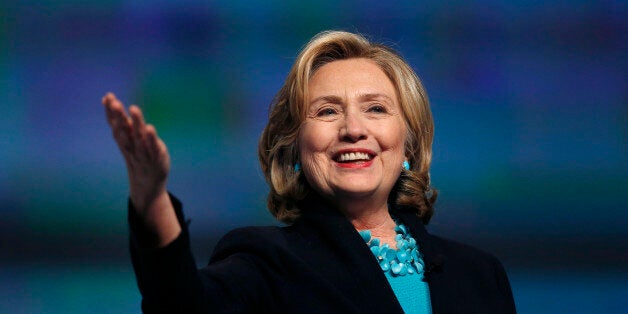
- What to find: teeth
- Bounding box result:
[338,152,371,161]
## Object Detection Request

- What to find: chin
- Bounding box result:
[333,184,380,198]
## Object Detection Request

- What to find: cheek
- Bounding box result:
[298,126,316,159]
[381,125,407,181]
[380,123,407,153]
[297,133,331,193]
[298,122,334,155]
[298,124,329,169]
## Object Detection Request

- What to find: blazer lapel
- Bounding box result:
[298,194,405,314]
[394,209,449,314]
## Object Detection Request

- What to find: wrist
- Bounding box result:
[130,190,181,248]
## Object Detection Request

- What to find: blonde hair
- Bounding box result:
[258,30,437,224]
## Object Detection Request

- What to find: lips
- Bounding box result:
[332,149,376,168]
[337,152,372,162]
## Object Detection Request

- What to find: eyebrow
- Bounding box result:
[359,93,394,103]
[309,95,343,106]
[309,93,394,105]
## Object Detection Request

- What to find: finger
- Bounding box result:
[129,105,150,161]
[101,92,118,107]
[129,105,147,142]
[144,124,159,160]
[101,94,136,156]
[101,92,115,107]
[113,122,134,154]
[144,124,169,164]
[104,94,131,131]
[102,93,123,120]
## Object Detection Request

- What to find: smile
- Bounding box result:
[337,152,372,162]
[332,150,376,168]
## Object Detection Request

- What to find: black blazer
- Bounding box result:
[130,194,516,313]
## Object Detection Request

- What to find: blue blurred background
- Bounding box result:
[1,1,626,313]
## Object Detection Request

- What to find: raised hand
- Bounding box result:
[102,92,180,247]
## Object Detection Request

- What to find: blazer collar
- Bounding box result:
[297,193,405,314]
[393,207,448,313]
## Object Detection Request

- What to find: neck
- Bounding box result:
[334,196,398,248]
[352,213,398,249]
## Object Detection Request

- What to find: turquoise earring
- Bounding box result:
[402,161,410,171]
[294,163,301,172]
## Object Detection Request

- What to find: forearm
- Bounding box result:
[129,194,208,313]
[130,189,181,248]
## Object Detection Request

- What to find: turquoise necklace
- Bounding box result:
[359,222,425,276]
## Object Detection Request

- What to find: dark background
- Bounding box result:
[1,1,626,312]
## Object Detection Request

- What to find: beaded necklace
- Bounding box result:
[359,222,425,276]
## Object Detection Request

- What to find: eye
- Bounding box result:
[317,107,338,117]
[367,104,387,113]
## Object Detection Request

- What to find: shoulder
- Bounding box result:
[213,226,285,249]
[398,209,506,273]
[219,226,287,244]
[430,234,501,263]
[209,225,301,262]
[426,234,516,312]
[428,233,507,276]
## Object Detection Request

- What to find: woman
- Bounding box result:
[103,31,516,313]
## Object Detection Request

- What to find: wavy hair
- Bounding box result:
[258,30,437,224]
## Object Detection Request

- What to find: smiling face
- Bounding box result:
[298,58,407,206]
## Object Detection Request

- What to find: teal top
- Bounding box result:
[359,222,432,314]
[385,270,432,314]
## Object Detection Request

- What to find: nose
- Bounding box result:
[339,111,368,142]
